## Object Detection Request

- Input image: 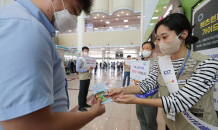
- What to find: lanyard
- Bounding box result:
[177,49,191,80]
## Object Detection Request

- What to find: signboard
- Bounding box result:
[125,60,131,66]
[192,0,218,111]
[84,57,96,68]
[130,61,150,81]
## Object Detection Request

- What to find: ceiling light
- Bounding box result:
[124,20,128,22]
[155,10,158,12]
[120,48,124,49]
[150,23,154,25]
[138,16,140,18]
[116,18,118,20]
[68,30,71,32]
[103,16,105,18]
[106,21,110,24]
[101,20,102,21]
[125,25,128,28]
[122,12,123,13]
[95,17,96,19]
[97,14,99,16]
[152,17,159,19]
[126,14,129,15]
[164,7,166,8]
[117,14,119,16]
[109,27,112,28]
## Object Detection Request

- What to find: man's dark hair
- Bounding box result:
[78,0,94,15]
[127,55,131,58]
[82,46,89,51]
[142,41,155,49]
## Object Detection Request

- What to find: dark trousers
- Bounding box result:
[78,79,90,107]
[95,67,98,73]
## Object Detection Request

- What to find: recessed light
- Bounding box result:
[103,16,105,18]
[126,14,129,15]
[122,12,123,13]
[97,14,99,16]
[101,20,102,21]
[109,27,112,29]
[116,18,118,20]
[124,20,128,22]
[164,7,166,8]
[138,16,140,18]
[95,17,96,18]
[117,14,119,16]
[152,17,158,19]
[106,21,110,24]
[68,30,71,32]
[120,48,124,49]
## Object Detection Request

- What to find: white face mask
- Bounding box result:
[51,0,77,33]
[84,52,88,56]
[142,50,152,58]
[159,32,183,55]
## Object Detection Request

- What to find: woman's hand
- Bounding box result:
[109,88,125,100]
[133,80,140,85]
[114,95,139,104]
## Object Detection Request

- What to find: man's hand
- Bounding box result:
[133,80,140,85]
[87,67,93,71]
[90,99,105,117]
[114,95,139,104]
[109,88,125,100]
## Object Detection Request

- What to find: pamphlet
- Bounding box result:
[92,83,113,104]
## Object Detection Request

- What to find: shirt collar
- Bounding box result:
[16,0,56,37]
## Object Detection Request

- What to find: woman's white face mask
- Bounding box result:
[51,0,77,33]
[159,32,183,55]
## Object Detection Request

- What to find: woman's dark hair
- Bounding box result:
[78,0,94,15]
[142,41,155,49]
[154,13,198,47]
[82,46,89,51]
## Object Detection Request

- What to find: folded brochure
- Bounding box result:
[92,83,113,104]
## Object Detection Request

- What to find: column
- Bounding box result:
[77,11,85,51]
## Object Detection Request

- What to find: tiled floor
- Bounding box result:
[66,68,166,130]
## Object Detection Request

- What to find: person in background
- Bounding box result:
[120,61,123,71]
[76,46,94,112]
[95,62,98,75]
[0,0,105,130]
[122,55,131,87]
[71,60,76,73]
[105,62,107,70]
[117,61,120,71]
[100,62,102,69]
[135,42,158,130]
[136,59,138,61]
[67,60,72,74]
[74,60,78,74]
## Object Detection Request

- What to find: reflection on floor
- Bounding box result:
[66,68,166,130]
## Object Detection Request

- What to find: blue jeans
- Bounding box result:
[122,72,130,87]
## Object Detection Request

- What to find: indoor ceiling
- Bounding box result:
[89,46,140,54]
[86,9,141,27]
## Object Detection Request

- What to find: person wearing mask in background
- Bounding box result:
[109,13,218,130]
[135,42,158,130]
[0,0,105,130]
[95,62,98,75]
[76,46,94,112]
[122,55,131,87]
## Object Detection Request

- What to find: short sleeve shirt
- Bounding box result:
[0,0,68,128]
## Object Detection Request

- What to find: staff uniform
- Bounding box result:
[76,57,92,108]
[138,49,218,130]
[136,57,158,130]
[0,0,69,129]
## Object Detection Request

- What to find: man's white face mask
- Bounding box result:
[51,0,78,33]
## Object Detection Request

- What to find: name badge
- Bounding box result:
[167,112,176,121]
[177,80,186,85]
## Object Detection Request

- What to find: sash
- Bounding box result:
[159,53,218,130]
[65,78,70,110]
[135,87,159,99]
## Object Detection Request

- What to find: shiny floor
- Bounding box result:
[66,68,166,130]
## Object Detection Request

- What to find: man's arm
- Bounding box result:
[1,100,105,130]
[76,59,88,73]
